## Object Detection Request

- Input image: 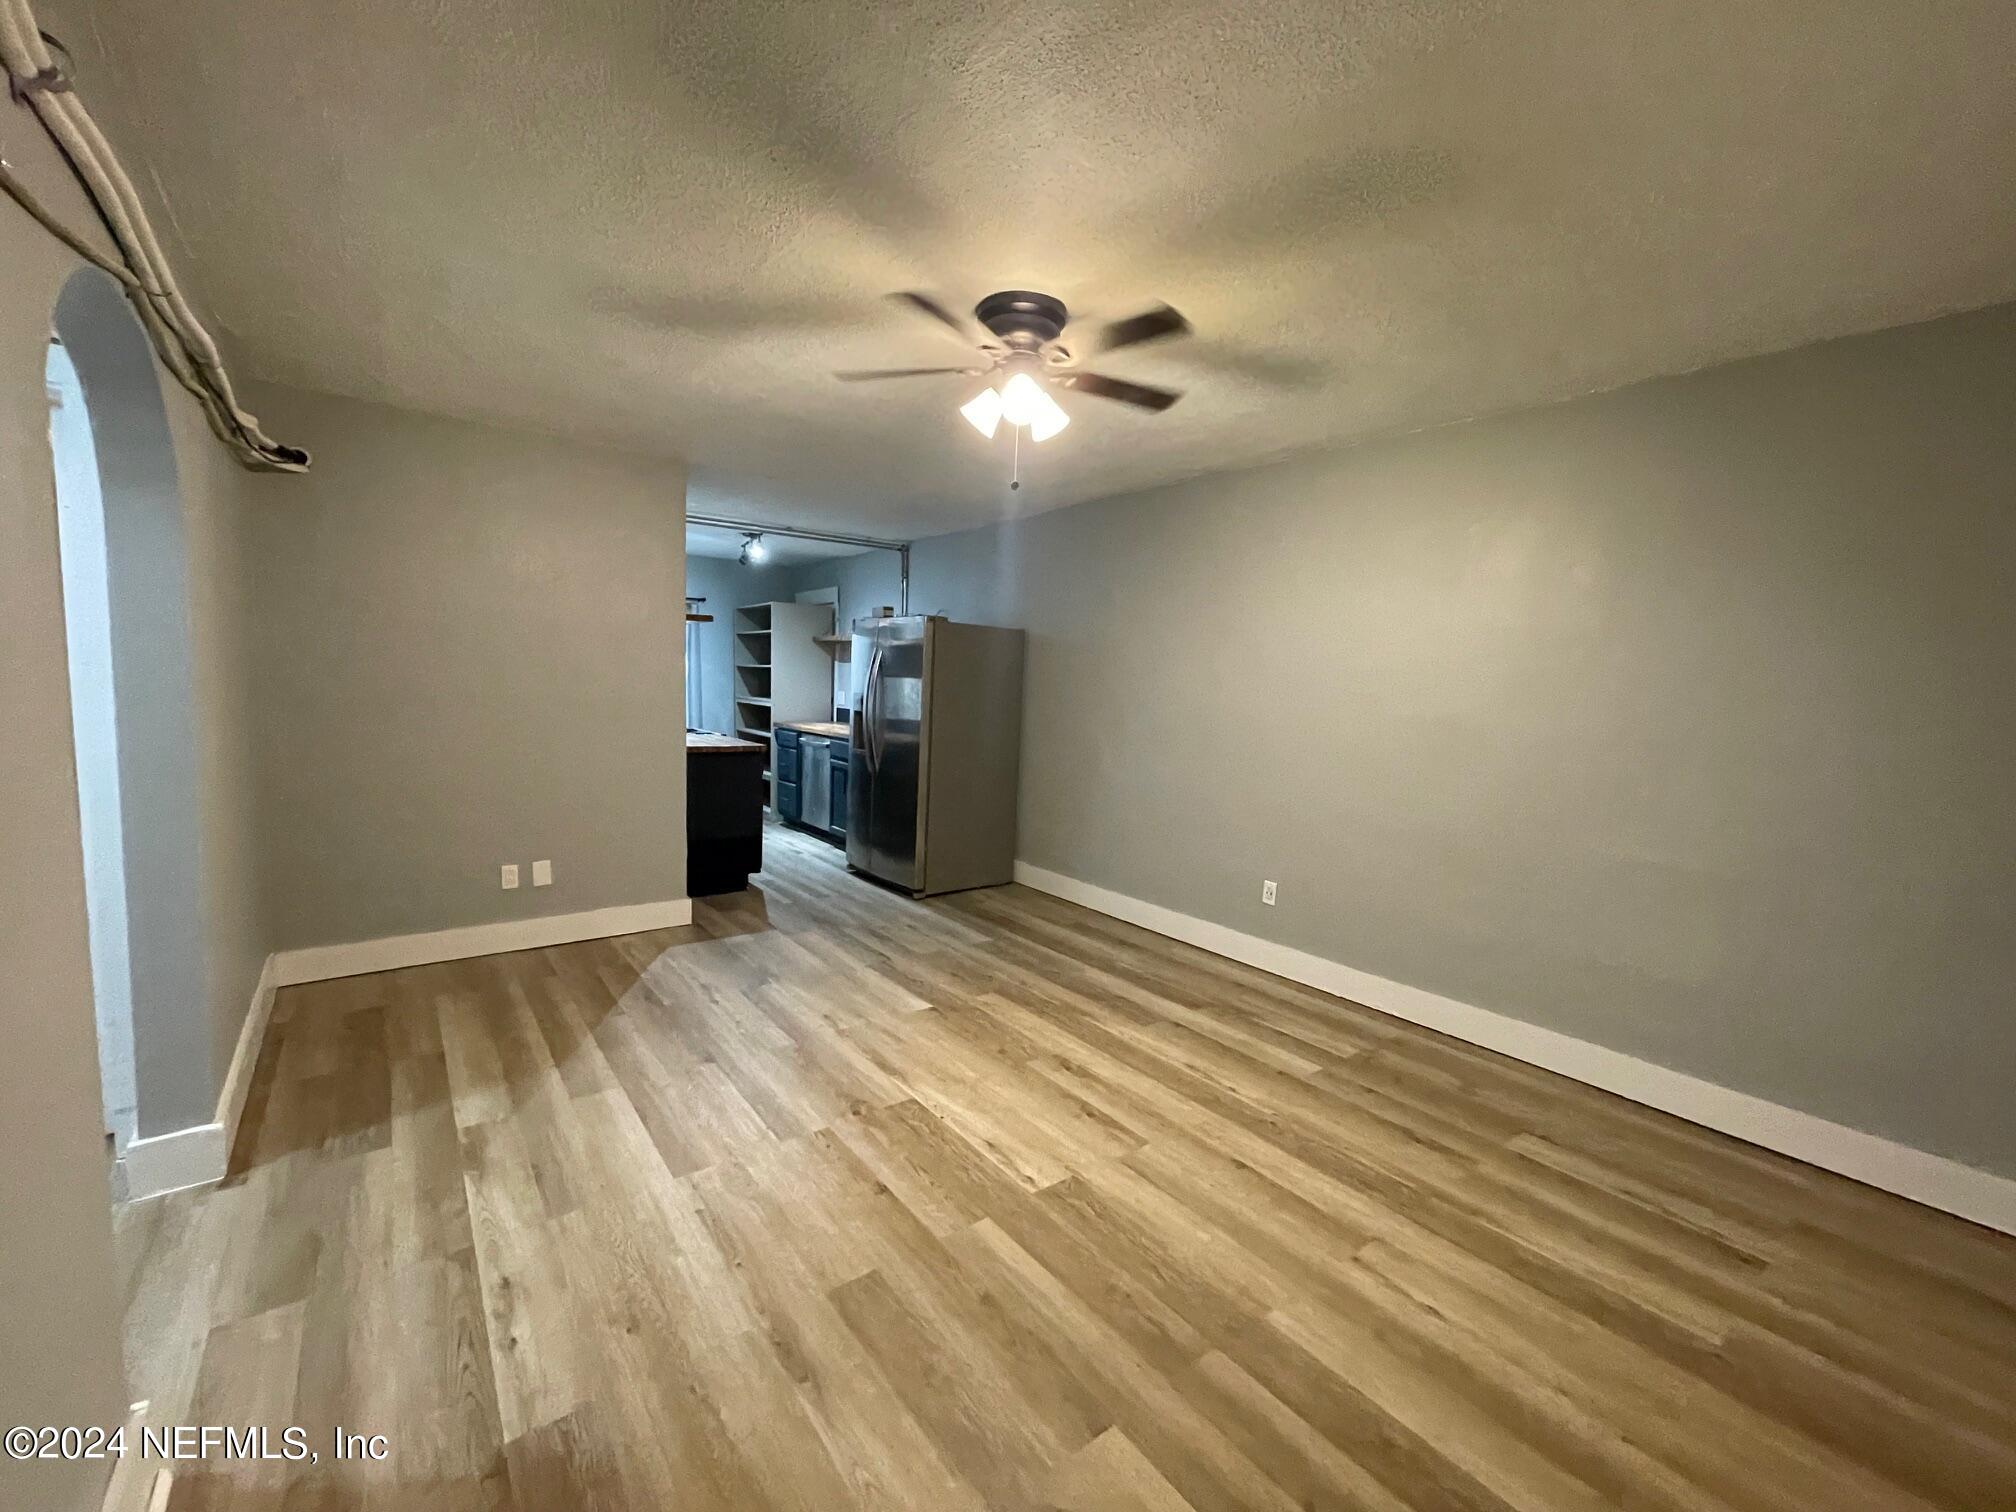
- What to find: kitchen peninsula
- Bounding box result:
[686,732,766,895]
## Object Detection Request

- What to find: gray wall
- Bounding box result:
[776,548,906,643]
[870,304,2016,1179]
[684,553,792,733]
[2,126,180,1512]
[182,375,274,1112]
[781,536,1012,638]
[772,548,925,713]
[243,384,689,949]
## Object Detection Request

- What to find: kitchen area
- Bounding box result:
[683,518,1024,901]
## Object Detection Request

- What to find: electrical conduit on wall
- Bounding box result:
[0,0,306,470]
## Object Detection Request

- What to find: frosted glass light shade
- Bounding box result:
[960,386,1004,438]
[961,375,1068,442]
[1028,397,1070,442]
[998,371,1046,426]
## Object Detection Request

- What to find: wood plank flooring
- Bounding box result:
[118,823,2016,1510]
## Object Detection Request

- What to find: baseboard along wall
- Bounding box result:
[120,953,277,1201]
[119,900,692,1200]
[149,870,2013,1234]
[119,1122,227,1202]
[271,898,694,986]
[1011,861,2016,1238]
[214,952,278,1154]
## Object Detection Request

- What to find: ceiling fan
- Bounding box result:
[835,290,1191,447]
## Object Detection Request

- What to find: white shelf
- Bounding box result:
[726,600,835,808]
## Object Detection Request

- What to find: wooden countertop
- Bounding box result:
[778,720,849,739]
[686,732,766,756]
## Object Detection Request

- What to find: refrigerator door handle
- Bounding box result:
[859,644,873,772]
[850,649,868,762]
[864,641,884,772]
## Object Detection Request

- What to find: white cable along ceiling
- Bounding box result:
[14,1,2016,519]
[51,0,2016,536]
[0,0,305,470]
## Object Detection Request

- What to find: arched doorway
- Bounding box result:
[47,267,209,1186]
[46,331,136,1152]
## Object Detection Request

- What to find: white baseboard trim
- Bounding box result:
[118,958,278,1203]
[216,952,278,1148]
[1012,861,2016,1237]
[272,898,695,987]
[120,1121,226,1201]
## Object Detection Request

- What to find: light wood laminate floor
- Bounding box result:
[119,823,2016,1510]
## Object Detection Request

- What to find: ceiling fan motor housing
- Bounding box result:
[976,290,1069,349]
[837,288,1183,412]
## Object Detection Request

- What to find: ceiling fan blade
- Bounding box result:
[889,291,973,338]
[833,366,977,381]
[1094,303,1191,353]
[1062,371,1183,411]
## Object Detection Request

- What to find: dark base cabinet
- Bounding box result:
[687,739,766,895]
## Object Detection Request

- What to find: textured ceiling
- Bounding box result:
[54,0,2016,538]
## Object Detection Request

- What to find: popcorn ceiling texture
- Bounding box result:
[52,0,2016,535]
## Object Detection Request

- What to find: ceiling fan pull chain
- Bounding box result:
[1011,424,1021,491]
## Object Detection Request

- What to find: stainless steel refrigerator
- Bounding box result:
[847,615,1025,896]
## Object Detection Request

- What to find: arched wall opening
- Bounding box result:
[45,332,136,1151]
[49,267,212,1151]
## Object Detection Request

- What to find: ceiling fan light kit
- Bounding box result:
[838,289,1191,486]
[964,368,1069,442]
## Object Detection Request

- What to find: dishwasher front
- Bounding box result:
[801,736,833,831]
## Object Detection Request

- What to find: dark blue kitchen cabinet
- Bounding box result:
[773,723,851,843]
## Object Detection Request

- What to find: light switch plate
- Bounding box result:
[532,859,553,887]
[501,864,520,890]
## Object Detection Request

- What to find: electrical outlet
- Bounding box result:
[532,859,553,887]
[1262,879,1277,906]
[501,864,520,890]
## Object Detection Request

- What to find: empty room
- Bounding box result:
[3,1,2012,1509]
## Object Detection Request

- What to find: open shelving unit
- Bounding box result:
[732,600,835,806]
